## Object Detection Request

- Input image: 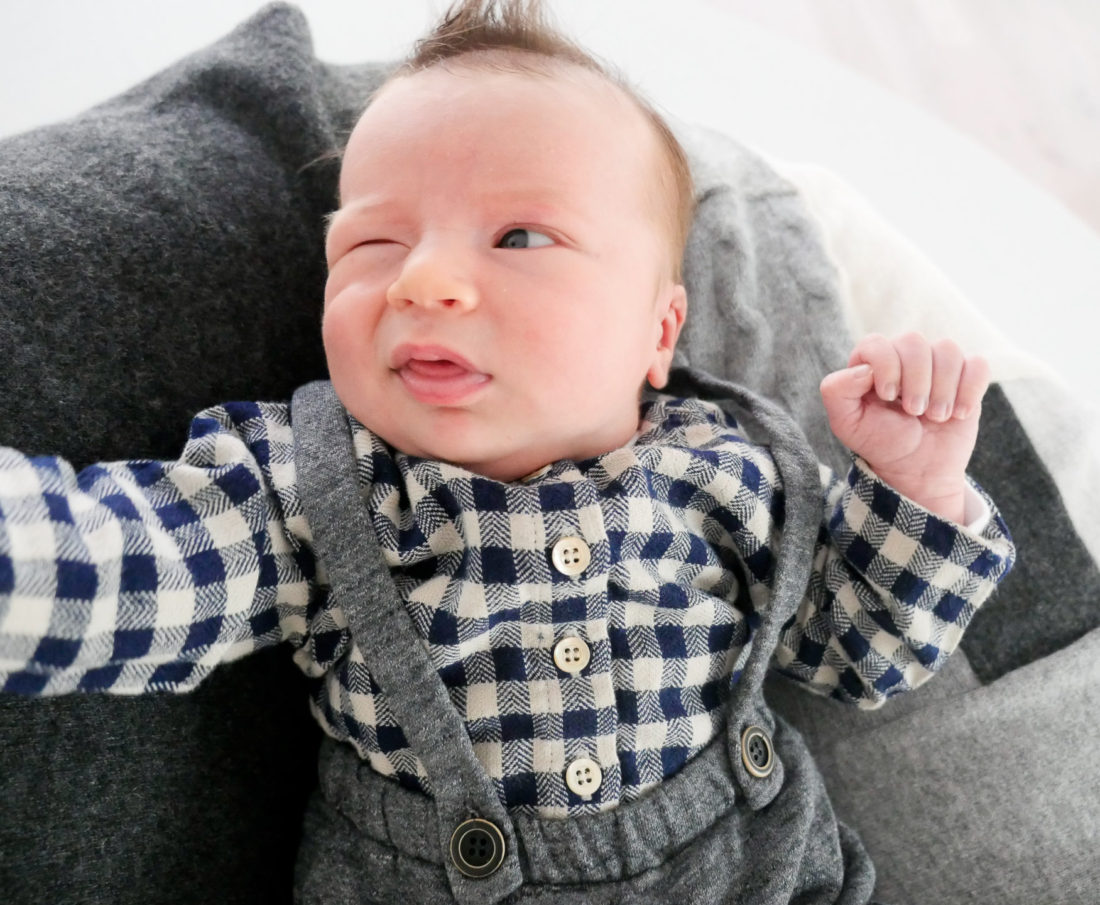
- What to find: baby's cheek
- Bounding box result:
[321,299,370,378]
[320,303,347,360]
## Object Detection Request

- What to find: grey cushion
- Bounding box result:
[0,6,381,903]
[3,3,1097,904]
[675,124,1100,903]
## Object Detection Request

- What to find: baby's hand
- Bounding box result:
[819,333,990,522]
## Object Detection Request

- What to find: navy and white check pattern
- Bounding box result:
[0,394,1014,817]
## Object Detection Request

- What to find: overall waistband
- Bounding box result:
[312,700,786,885]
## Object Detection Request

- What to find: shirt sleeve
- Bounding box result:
[0,401,318,695]
[771,456,1016,708]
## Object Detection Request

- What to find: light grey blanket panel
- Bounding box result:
[668,121,1100,904]
[675,123,853,475]
[768,626,1100,903]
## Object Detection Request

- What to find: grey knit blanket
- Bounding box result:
[0,5,1096,903]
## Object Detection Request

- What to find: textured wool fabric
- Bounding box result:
[766,622,1100,904]
[2,2,1098,902]
[0,6,382,903]
[674,124,855,477]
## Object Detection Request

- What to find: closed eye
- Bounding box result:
[496,227,554,249]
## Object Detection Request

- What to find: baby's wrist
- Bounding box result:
[862,461,967,523]
[907,488,967,524]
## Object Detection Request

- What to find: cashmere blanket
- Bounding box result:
[0,5,1096,903]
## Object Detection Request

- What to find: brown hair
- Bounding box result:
[384,0,695,281]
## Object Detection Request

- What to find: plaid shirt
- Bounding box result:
[0,394,1014,817]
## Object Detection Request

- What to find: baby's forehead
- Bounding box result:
[336,56,685,275]
[346,60,664,183]
[365,56,639,122]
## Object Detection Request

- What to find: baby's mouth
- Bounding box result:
[392,345,491,405]
[403,359,473,380]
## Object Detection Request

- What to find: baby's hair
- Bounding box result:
[381,0,695,282]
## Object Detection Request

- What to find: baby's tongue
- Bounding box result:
[405,359,468,378]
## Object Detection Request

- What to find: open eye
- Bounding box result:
[496,228,554,249]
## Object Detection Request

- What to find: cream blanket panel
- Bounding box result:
[780,161,1100,566]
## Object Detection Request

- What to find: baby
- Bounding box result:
[0,1,1013,902]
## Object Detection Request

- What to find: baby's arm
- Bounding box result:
[770,454,1013,707]
[0,402,315,695]
[768,334,1013,705]
[819,332,989,523]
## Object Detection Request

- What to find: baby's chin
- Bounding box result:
[386,434,577,483]
[360,407,643,484]
[424,445,559,484]
[418,433,643,484]
[365,425,539,483]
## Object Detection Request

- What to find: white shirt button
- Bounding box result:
[550,536,591,576]
[564,757,603,799]
[552,636,591,674]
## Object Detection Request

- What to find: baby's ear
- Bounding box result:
[646,284,687,390]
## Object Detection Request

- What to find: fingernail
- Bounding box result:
[927,402,949,421]
[953,405,970,420]
[852,364,872,378]
[882,383,898,401]
[907,396,927,416]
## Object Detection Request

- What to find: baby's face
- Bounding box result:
[323,63,686,482]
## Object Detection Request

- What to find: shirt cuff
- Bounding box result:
[852,457,991,532]
[962,482,992,533]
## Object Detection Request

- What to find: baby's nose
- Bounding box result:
[386,243,479,311]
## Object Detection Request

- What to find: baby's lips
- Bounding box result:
[404,358,473,378]
[396,358,491,406]
[389,342,485,375]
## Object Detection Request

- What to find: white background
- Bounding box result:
[2,0,1098,388]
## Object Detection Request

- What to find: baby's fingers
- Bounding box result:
[821,363,874,400]
[893,332,933,416]
[953,355,991,420]
[849,334,901,402]
[926,339,965,422]
[820,364,875,438]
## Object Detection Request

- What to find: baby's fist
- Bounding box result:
[820,333,990,520]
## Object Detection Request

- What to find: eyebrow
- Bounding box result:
[324,198,396,240]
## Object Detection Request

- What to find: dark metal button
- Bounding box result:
[740,725,774,778]
[449,818,506,879]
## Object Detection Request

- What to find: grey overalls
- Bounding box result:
[290,370,880,905]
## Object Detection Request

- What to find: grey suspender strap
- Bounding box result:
[290,368,823,903]
[292,380,524,904]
